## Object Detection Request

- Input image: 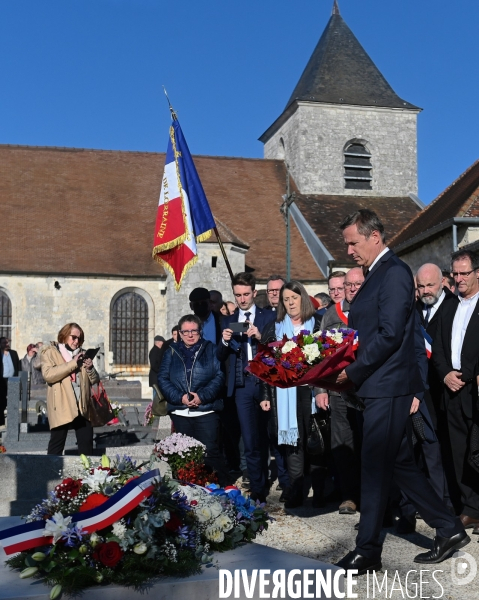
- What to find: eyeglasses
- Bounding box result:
[70,335,80,341]
[451,270,475,278]
[180,329,200,336]
[344,282,362,289]
[328,287,344,293]
[267,289,282,295]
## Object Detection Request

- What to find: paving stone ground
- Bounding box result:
[254,483,479,600]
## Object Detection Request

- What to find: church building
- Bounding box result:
[0,2,423,395]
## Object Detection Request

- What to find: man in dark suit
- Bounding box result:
[396,263,458,533]
[217,272,276,503]
[149,335,166,397]
[1,337,20,427]
[189,288,223,345]
[326,210,466,574]
[432,250,479,533]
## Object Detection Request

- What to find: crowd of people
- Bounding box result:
[149,208,479,572]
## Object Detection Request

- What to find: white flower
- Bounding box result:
[111,520,127,539]
[281,341,298,354]
[196,506,213,522]
[209,502,223,518]
[82,468,115,491]
[133,542,148,555]
[205,525,225,543]
[326,332,344,344]
[90,532,101,547]
[43,512,72,543]
[303,343,320,364]
[215,514,233,532]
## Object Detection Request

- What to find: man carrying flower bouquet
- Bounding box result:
[327,209,467,575]
[217,272,276,504]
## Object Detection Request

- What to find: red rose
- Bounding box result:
[55,477,82,500]
[165,512,182,532]
[92,541,123,567]
[79,493,109,512]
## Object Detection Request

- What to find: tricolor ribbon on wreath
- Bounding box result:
[0,469,160,556]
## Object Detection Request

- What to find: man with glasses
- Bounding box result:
[433,250,479,534]
[265,274,285,311]
[316,267,364,515]
[327,271,346,305]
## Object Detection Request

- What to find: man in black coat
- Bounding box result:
[149,335,166,397]
[327,210,466,574]
[432,250,479,532]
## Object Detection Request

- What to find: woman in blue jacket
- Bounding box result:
[158,314,226,479]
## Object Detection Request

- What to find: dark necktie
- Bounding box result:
[243,312,252,362]
[424,304,432,327]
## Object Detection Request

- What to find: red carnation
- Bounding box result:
[92,541,123,568]
[165,512,182,532]
[55,477,82,500]
[79,493,109,512]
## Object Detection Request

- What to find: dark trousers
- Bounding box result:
[0,379,7,426]
[357,395,462,560]
[171,412,228,483]
[286,386,326,500]
[219,397,242,471]
[446,387,479,519]
[270,435,290,488]
[47,414,94,455]
[330,394,361,504]
[235,377,269,494]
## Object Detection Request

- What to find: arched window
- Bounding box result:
[344,142,372,190]
[111,292,149,366]
[0,290,12,339]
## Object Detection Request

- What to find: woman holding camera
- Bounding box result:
[261,281,325,508]
[41,322,99,455]
[158,314,226,481]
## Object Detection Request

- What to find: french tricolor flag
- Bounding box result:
[152,117,216,290]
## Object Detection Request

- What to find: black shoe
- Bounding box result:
[354,522,360,530]
[279,486,291,503]
[396,515,416,535]
[414,531,471,564]
[312,494,325,508]
[242,470,250,485]
[276,483,283,491]
[335,551,382,575]
[284,495,303,509]
[250,491,267,504]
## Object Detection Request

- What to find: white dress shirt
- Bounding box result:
[239,305,256,361]
[451,291,479,370]
[2,352,14,378]
[422,290,445,323]
[368,246,390,272]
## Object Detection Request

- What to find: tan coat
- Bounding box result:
[41,342,100,429]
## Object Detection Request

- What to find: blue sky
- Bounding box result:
[0,0,477,204]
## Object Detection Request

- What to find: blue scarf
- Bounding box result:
[275,315,315,445]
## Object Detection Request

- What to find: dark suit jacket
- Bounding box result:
[217,306,276,397]
[432,292,479,418]
[149,342,171,387]
[416,288,459,425]
[345,250,423,398]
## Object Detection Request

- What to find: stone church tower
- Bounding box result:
[260,1,421,199]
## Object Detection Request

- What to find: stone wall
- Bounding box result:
[264,102,419,197]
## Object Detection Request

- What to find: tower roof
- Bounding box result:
[286,9,418,110]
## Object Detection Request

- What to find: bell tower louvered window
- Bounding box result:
[344,142,372,190]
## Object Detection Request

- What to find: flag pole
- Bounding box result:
[162,87,234,283]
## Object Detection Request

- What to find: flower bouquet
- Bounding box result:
[2,450,270,596]
[106,402,126,426]
[143,401,155,426]
[152,433,208,479]
[245,328,358,391]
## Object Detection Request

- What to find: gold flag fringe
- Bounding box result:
[153,252,199,291]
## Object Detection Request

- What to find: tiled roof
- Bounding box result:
[0,145,323,281]
[391,159,479,250]
[294,193,421,264]
[285,12,418,111]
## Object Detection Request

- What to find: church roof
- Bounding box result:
[391,159,479,252]
[286,10,418,111]
[294,192,421,265]
[0,144,321,281]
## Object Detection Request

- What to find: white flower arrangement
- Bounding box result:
[281,340,298,354]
